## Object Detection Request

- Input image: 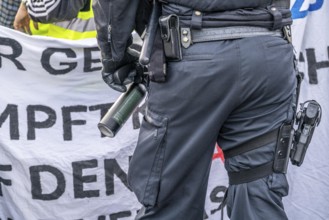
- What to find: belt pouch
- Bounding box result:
[159,14,182,61]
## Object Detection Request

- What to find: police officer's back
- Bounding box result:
[93,0,298,219]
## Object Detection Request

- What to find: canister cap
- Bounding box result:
[98,118,120,138]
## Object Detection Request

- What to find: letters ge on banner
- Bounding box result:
[0,37,102,75]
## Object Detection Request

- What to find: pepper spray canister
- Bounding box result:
[98,83,147,138]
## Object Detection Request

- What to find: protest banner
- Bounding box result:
[0,1,328,218]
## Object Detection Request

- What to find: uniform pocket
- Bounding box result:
[127,109,168,207]
[265,173,289,197]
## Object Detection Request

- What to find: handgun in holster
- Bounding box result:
[290,100,322,166]
[273,100,322,173]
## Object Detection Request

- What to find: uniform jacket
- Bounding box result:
[92,0,290,62]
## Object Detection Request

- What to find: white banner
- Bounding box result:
[0,1,328,219]
[0,27,142,219]
[284,0,329,219]
[0,26,228,220]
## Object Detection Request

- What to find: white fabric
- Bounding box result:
[0,0,329,218]
[0,27,141,219]
[284,0,329,219]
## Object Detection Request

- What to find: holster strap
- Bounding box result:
[224,128,279,185]
[223,128,279,159]
[228,161,274,185]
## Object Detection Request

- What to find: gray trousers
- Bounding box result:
[128,35,296,220]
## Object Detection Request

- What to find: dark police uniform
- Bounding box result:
[93,0,296,219]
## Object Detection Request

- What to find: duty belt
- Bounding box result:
[180,26,284,48]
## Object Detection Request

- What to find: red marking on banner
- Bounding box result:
[212,144,224,162]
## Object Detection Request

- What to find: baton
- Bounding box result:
[139,0,161,66]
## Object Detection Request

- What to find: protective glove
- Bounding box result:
[101,43,142,93]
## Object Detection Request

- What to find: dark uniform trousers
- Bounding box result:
[128,34,296,219]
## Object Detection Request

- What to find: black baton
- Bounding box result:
[139,0,161,66]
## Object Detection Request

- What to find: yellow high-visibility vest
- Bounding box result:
[30,1,96,40]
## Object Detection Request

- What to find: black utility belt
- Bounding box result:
[180,26,283,47]
[159,14,289,61]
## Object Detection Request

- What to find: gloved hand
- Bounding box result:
[101,43,142,93]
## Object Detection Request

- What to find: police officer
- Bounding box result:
[93,0,297,219]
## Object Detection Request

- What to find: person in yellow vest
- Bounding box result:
[13,0,96,40]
